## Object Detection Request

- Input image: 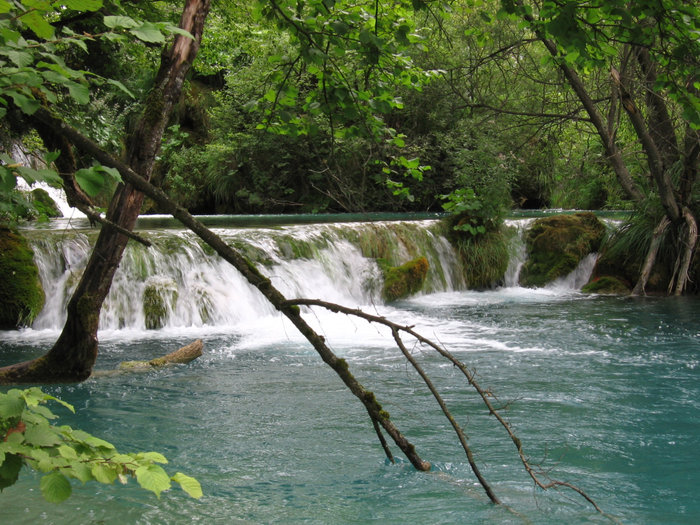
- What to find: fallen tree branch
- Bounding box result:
[285,298,605,513]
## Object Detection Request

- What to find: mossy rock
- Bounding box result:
[143,278,178,330]
[581,276,630,294]
[0,227,45,328]
[381,256,429,302]
[30,188,62,218]
[520,212,606,287]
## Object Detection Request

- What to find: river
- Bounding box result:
[1,216,698,524]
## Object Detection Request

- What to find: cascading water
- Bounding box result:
[24,217,595,334]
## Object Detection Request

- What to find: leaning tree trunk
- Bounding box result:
[0,0,212,384]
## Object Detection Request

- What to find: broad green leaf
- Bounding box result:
[40,471,72,503]
[137,451,168,464]
[103,15,140,29]
[0,390,25,418]
[24,423,62,447]
[66,81,90,104]
[135,464,171,498]
[19,10,55,40]
[27,404,57,420]
[83,435,116,450]
[7,50,33,67]
[0,167,16,190]
[98,165,122,183]
[75,167,105,197]
[171,472,202,499]
[0,1,12,14]
[57,445,78,460]
[130,23,166,44]
[66,462,93,483]
[8,91,40,115]
[0,454,23,490]
[62,0,103,11]
[106,78,135,98]
[91,463,118,484]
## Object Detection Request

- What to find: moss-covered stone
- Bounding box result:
[520,212,606,287]
[581,276,630,294]
[30,188,62,218]
[0,227,45,328]
[143,278,178,330]
[381,256,429,302]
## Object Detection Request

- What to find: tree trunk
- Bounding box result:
[0,0,211,384]
[673,208,698,295]
[631,216,670,296]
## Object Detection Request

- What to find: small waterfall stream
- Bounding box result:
[23,217,597,333]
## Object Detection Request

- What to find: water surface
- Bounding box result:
[2,290,698,524]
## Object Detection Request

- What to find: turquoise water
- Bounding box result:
[1,290,698,524]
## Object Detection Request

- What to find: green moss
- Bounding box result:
[0,227,45,329]
[581,276,630,294]
[30,188,62,218]
[143,279,178,330]
[381,256,429,302]
[520,212,606,287]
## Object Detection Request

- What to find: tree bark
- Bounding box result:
[631,216,670,296]
[0,0,211,384]
[674,208,698,295]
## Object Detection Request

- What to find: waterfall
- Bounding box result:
[25,218,597,333]
[27,220,464,332]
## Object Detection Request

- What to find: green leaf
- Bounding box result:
[57,445,78,460]
[103,15,140,29]
[8,91,40,115]
[171,472,202,499]
[135,464,171,498]
[66,81,90,104]
[137,451,168,464]
[83,435,116,450]
[75,167,105,197]
[106,78,135,98]
[40,471,72,503]
[7,50,33,67]
[0,390,25,418]
[0,167,16,191]
[0,454,23,490]
[62,0,103,11]
[130,23,166,44]
[19,10,55,40]
[24,423,62,447]
[91,463,118,484]
[67,462,93,483]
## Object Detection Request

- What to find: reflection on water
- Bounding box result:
[1,290,699,524]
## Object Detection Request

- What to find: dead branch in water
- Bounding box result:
[284,298,605,514]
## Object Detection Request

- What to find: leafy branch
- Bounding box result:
[0,387,202,503]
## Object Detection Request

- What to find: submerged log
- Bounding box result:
[120,339,203,370]
[92,340,203,377]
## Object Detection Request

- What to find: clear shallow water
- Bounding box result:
[1,290,699,524]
